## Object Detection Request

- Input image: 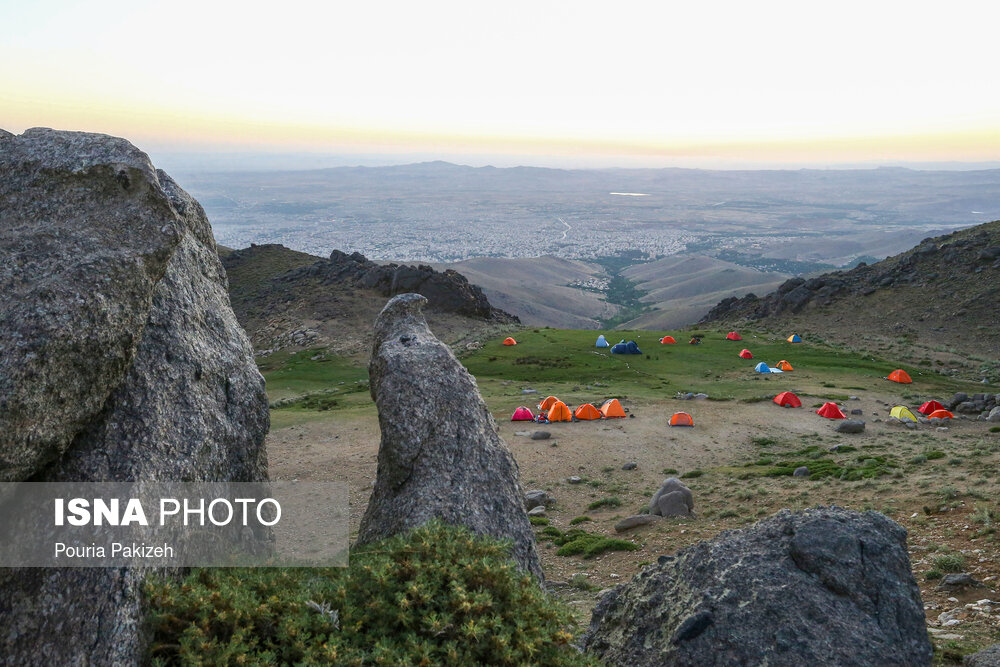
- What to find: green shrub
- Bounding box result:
[990,426,1000,433]
[680,470,703,479]
[925,569,943,580]
[529,516,550,526]
[587,496,622,510]
[661,468,679,475]
[932,553,965,573]
[144,521,595,666]
[537,527,639,559]
[569,516,593,526]
[925,450,946,460]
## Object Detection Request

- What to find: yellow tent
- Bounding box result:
[890,406,917,422]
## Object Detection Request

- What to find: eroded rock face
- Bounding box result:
[0,128,269,666]
[583,507,931,667]
[357,293,543,581]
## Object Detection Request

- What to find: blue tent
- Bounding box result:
[754,362,771,373]
[596,335,609,348]
[611,340,642,355]
[787,334,802,343]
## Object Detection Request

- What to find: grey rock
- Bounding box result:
[850,409,863,415]
[521,388,537,394]
[988,406,1000,422]
[936,573,981,589]
[615,514,662,532]
[583,507,932,666]
[964,644,1000,667]
[0,129,269,665]
[527,505,546,517]
[649,478,694,517]
[793,466,810,477]
[530,430,552,440]
[693,393,709,400]
[568,476,583,484]
[836,420,866,434]
[524,489,554,510]
[622,461,638,470]
[357,293,542,581]
[904,422,917,430]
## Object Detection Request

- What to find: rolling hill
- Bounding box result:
[702,219,1000,380]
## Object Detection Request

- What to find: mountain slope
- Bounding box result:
[221,244,518,356]
[702,220,1000,375]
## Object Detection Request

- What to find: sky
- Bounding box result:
[2,0,1000,168]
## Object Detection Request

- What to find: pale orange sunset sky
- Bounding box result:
[2,0,1000,167]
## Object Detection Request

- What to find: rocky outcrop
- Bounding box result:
[965,644,1000,667]
[583,507,931,666]
[0,128,269,665]
[357,293,543,580]
[224,244,518,323]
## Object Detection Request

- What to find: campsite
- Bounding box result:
[262,325,1000,658]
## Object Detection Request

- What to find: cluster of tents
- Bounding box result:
[772,391,951,422]
[511,396,628,422]
[596,335,642,355]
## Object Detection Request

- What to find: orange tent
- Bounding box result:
[726,331,743,341]
[660,336,676,344]
[928,409,954,420]
[669,412,694,427]
[547,401,572,422]
[538,396,559,411]
[888,369,912,384]
[773,391,802,408]
[918,400,944,415]
[600,398,626,418]
[574,403,602,420]
[816,402,846,419]
[739,349,753,359]
[502,337,517,346]
[776,360,794,371]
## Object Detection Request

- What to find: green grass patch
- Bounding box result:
[587,497,623,511]
[680,470,704,479]
[569,516,593,526]
[539,527,639,559]
[529,516,550,526]
[765,454,896,481]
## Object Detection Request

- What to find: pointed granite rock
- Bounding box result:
[358,293,543,581]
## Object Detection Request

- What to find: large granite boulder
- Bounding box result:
[583,507,931,666]
[0,128,269,665]
[357,293,543,581]
[648,478,694,517]
[965,644,1000,667]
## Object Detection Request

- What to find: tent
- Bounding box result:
[776,360,794,371]
[726,331,743,341]
[611,340,642,354]
[890,406,917,422]
[669,412,694,427]
[739,349,753,359]
[660,336,676,344]
[600,398,626,418]
[888,369,912,384]
[538,396,560,411]
[689,337,701,345]
[503,337,517,346]
[596,334,609,348]
[918,400,944,415]
[787,334,802,343]
[928,409,954,420]
[769,368,784,374]
[816,402,846,419]
[773,391,802,408]
[574,403,603,420]
[547,401,572,422]
[511,406,535,421]
[754,362,771,373]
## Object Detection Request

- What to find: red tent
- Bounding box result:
[726,331,743,341]
[660,336,676,344]
[816,402,846,419]
[773,391,802,408]
[739,349,753,359]
[511,406,535,421]
[928,409,954,420]
[918,400,944,415]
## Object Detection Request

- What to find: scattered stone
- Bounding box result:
[649,478,694,518]
[988,406,1000,422]
[963,644,1000,667]
[521,388,537,394]
[850,409,863,415]
[936,573,981,590]
[357,293,543,581]
[582,507,931,666]
[622,462,638,471]
[527,505,546,517]
[793,466,810,477]
[530,431,551,440]
[568,476,582,484]
[614,515,662,532]
[836,420,866,434]
[904,422,917,430]
[524,490,554,510]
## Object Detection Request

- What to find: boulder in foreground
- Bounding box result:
[583,506,931,666]
[357,293,543,581]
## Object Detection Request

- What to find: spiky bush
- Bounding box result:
[144,521,597,666]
